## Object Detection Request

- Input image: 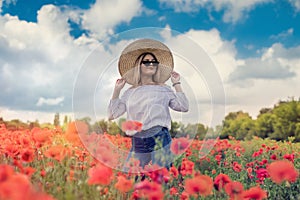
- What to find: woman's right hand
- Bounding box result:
[114,78,126,91]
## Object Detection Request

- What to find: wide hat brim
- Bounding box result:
[118,39,174,85]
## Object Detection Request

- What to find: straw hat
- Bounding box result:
[118,38,174,85]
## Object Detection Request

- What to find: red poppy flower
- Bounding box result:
[256,168,269,183]
[242,186,267,200]
[170,187,178,195]
[134,179,164,200]
[4,144,19,158]
[43,145,67,162]
[40,169,46,177]
[185,174,213,197]
[87,164,113,185]
[170,166,179,178]
[270,154,277,160]
[32,128,52,144]
[180,158,194,176]
[224,181,244,200]
[0,164,14,183]
[144,165,170,183]
[22,167,36,177]
[0,174,32,200]
[215,154,222,164]
[283,153,295,162]
[267,160,299,184]
[214,173,231,191]
[114,175,133,193]
[20,148,35,163]
[170,137,190,155]
[121,120,142,132]
[180,191,189,200]
[247,167,253,174]
[233,162,242,172]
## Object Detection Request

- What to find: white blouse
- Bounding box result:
[108,85,189,135]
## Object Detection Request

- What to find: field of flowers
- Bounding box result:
[0,121,299,200]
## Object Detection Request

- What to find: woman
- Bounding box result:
[108,39,189,171]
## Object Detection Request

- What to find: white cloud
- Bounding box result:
[159,0,272,23]
[81,0,142,39]
[36,96,65,106]
[158,26,300,123]
[183,28,240,81]
[158,16,166,21]
[3,0,17,6]
[0,1,141,123]
[229,43,298,82]
[1,0,17,12]
[270,28,294,40]
[222,43,300,118]
[0,4,99,112]
[159,0,206,13]
[289,0,300,11]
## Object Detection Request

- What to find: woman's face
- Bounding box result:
[141,54,158,76]
[140,54,158,77]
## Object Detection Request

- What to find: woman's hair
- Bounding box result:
[132,52,161,86]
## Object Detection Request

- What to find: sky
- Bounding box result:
[0,0,300,127]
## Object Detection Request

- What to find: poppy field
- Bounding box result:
[0,121,299,200]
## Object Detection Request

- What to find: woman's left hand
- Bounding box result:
[171,71,180,83]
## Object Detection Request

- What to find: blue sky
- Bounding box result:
[1,0,300,126]
[2,0,300,58]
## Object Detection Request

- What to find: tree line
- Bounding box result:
[1,98,299,142]
[220,98,300,142]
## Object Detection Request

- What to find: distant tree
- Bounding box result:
[221,111,255,140]
[196,123,208,140]
[254,113,276,138]
[108,121,122,135]
[251,98,300,141]
[182,123,197,138]
[78,117,91,124]
[270,99,300,140]
[29,120,40,129]
[92,119,108,134]
[78,117,92,132]
[295,122,300,142]
[182,123,208,140]
[63,115,68,124]
[258,108,272,116]
[61,115,69,131]
[170,121,181,138]
[53,113,60,127]
[6,119,29,131]
[40,123,54,129]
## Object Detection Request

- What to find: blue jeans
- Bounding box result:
[125,126,172,170]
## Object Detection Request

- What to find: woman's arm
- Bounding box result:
[108,78,126,120]
[112,78,126,99]
[169,71,189,112]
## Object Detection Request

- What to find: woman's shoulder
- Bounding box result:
[158,83,172,90]
[127,83,170,88]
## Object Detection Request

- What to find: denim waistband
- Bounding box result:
[133,125,166,138]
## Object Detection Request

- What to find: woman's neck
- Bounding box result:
[140,75,155,85]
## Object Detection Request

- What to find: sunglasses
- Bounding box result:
[141,60,159,67]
